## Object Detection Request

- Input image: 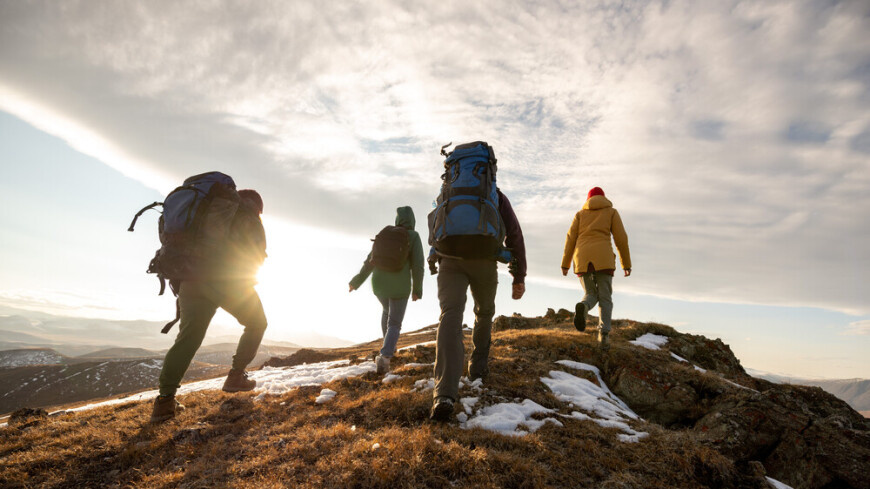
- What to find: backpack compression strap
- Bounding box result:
[128,202,162,232]
[161,297,181,334]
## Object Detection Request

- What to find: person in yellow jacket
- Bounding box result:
[561,187,631,348]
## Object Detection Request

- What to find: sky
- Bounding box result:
[0,0,868,379]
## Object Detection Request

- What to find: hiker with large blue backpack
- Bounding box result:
[426,141,527,422]
[128,172,269,423]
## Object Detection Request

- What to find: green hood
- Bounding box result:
[395,206,415,230]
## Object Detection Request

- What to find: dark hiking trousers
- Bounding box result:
[434,257,498,401]
[158,280,268,397]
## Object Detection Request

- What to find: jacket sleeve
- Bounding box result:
[561,213,579,270]
[349,253,374,289]
[497,191,527,285]
[410,231,424,298]
[611,209,631,270]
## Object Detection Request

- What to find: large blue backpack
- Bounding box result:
[128,171,240,332]
[428,141,507,260]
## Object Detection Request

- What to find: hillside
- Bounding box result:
[1,311,867,489]
[0,348,66,368]
[0,343,300,415]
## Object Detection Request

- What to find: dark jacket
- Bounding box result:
[497,190,527,285]
[349,206,425,299]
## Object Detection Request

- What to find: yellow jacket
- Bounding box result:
[561,195,631,273]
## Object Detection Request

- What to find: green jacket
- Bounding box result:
[349,206,424,299]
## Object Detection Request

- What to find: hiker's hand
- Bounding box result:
[512,283,525,300]
[412,293,420,301]
[624,269,631,277]
[561,267,569,276]
[348,284,356,292]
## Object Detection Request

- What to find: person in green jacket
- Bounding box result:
[349,206,424,374]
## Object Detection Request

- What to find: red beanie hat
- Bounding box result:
[587,187,605,200]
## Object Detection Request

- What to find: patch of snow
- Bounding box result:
[766,477,794,489]
[694,365,707,373]
[315,389,337,404]
[629,333,669,350]
[413,378,435,392]
[460,397,479,415]
[405,329,433,336]
[371,443,381,450]
[42,359,375,416]
[382,373,404,384]
[403,363,433,368]
[546,361,648,443]
[670,352,689,362]
[456,412,468,423]
[462,399,563,437]
[720,377,758,393]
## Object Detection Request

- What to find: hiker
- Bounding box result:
[427,142,527,422]
[561,186,631,349]
[348,206,425,374]
[150,188,268,423]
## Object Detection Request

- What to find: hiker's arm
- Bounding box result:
[410,232,424,299]
[349,253,374,291]
[611,210,631,271]
[498,191,526,285]
[561,213,579,272]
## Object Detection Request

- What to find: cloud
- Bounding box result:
[843,320,870,336]
[1,0,869,314]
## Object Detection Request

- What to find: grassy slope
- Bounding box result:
[0,320,764,489]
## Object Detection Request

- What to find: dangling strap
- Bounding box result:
[161,297,181,334]
[128,202,162,232]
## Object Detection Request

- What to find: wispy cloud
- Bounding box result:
[1,0,868,314]
[843,320,870,336]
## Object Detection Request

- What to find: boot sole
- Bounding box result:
[430,401,454,422]
[574,303,586,332]
[222,385,256,393]
[149,413,175,424]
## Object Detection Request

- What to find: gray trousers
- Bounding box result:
[580,272,613,333]
[434,258,498,401]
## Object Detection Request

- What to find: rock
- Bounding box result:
[492,315,542,332]
[263,348,339,368]
[8,407,48,425]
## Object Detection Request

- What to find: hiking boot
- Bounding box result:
[598,329,610,350]
[222,369,257,393]
[375,355,391,375]
[574,302,587,332]
[430,396,455,422]
[150,395,184,423]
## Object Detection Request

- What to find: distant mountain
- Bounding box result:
[0,358,225,414]
[0,348,66,368]
[76,348,161,360]
[745,369,870,412]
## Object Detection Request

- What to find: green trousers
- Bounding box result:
[158,280,267,397]
[434,258,498,402]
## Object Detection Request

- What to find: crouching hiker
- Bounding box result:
[561,186,631,350]
[427,142,527,422]
[131,176,269,423]
[349,206,425,374]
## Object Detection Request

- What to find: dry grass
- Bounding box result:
[0,321,764,489]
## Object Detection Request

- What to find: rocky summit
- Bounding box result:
[1,311,867,489]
